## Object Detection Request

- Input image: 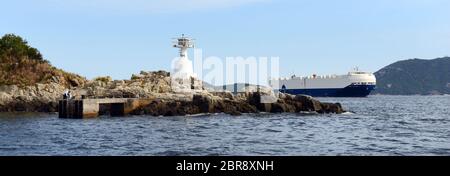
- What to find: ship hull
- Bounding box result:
[281,85,376,97]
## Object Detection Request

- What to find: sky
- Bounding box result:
[1,0,449,80]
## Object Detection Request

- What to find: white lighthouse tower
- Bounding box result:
[172,34,195,79]
[171,34,202,92]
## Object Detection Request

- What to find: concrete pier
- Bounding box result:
[58,98,152,119]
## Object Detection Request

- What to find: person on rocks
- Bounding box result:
[63,90,69,99]
[63,90,73,99]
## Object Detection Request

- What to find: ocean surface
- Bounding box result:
[1,95,449,156]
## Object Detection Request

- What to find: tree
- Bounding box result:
[0,33,44,61]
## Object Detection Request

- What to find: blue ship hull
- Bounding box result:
[280,85,376,97]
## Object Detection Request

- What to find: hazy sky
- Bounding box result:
[1,0,449,79]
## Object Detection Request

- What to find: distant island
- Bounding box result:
[374,57,450,95]
[0,34,343,115]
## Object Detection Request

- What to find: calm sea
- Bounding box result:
[0,95,449,156]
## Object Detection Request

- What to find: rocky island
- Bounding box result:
[0,34,344,116]
[374,57,450,95]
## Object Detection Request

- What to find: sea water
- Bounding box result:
[0,95,449,156]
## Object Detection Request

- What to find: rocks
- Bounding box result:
[82,70,174,98]
[136,99,189,116]
[0,69,345,115]
[294,94,323,112]
[129,93,260,116]
[245,92,344,114]
[211,91,234,100]
[319,102,344,114]
[0,92,12,106]
[68,78,82,87]
[0,83,65,112]
[128,92,343,116]
[193,94,214,113]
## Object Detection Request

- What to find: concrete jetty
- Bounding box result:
[58,98,152,118]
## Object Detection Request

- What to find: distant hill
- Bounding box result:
[0,34,85,87]
[374,57,450,95]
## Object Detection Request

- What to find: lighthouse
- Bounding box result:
[172,34,195,79]
[171,34,202,92]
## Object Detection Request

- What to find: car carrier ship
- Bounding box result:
[270,69,377,97]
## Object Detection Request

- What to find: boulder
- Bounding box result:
[0,92,12,106]
[319,102,344,114]
[192,94,214,113]
[294,95,323,112]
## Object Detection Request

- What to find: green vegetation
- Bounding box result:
[0,34,44,62]
[0,34,86,87]
[374,57,450,95]
[94,76,112,83]
[131,74,140,80]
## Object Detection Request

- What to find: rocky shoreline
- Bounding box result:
[0,70,344,116]
[127,92,344,116]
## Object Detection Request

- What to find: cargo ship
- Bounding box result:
[270,69,376,97]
